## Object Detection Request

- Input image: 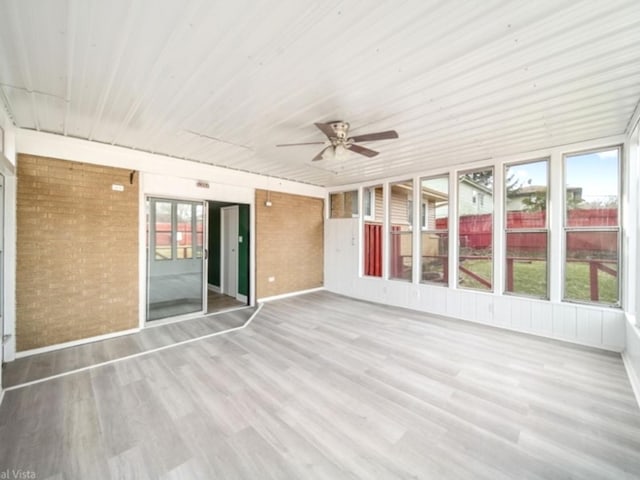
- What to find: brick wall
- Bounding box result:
[255,190,323,298]
[17,155,139,351]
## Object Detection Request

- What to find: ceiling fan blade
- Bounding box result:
[349,130,398,143]
[276,142,326,147]
[347,144,379,158]
[312,146,332,161]
[314,122,336,139]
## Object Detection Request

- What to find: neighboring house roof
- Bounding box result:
[509,185,582,197]
[460,176,493,195]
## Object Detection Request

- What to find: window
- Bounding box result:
[154,201,173,260]
[363,185,383,277]
[363,187,375,220]
[330,190,358,218]
[458,168,493,291]
[505,159,548,298]
[176,203,194,259]
[564,147,620,305]
[408,201,428,229]
[389,180,413,281]
[420,175,449,284]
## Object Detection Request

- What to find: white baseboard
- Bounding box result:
[622,351,640,410]
[258,286,325,303]
[14,327,140,359]
[623,314,640,410]
[208,284,221,293]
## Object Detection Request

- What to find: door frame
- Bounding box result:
[221,205,239,299]
[145,195,209,325]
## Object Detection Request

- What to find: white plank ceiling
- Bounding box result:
[1,0,639,186]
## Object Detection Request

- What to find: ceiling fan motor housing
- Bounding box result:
[330,121,350,140]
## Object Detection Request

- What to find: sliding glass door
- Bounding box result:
[147,198,206,321]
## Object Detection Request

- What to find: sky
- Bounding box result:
[507,149,619,203]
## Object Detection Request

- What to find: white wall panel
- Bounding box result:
[624,318,640,405]
[475,294,494,325]
[459,292,477,322]
[576,308,603,346]
[417,284,447,316]
[604,310,626,348]
[531,301,553,334]
[493,295,511,327]
[446,290,463,320]
[552,304,577,339]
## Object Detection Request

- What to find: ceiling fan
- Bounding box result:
[276,121,399,161]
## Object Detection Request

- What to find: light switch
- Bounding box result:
[238,236,243,243]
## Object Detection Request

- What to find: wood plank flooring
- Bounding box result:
[207,291,247,314]
[3,306,256,388]
[1,291,639,479]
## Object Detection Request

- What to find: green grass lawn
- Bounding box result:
[458,258,618,304]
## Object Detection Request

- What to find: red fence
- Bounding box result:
[364,209,618,298]
[436,209,617,252]
[153,222,203,247]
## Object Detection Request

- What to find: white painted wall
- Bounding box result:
[326,135,628,351]
[625,320,640,407]
[0,103,16,393]
[623,116,640,406]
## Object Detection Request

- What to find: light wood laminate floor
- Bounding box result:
[1,291,639,479]
[3,306,256,388]
[208,291,247,314]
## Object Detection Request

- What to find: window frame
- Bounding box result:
[329,190,359,219]
[503,157,550,300]
[362,184,384,278]
[562,145,622,307]
[363,187,376,221]
[419,174,450,286]
[389,179,414,282]
[457,166,494,292]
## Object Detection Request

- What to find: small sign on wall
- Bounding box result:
[112,184,124,191]
[196,181,210,189]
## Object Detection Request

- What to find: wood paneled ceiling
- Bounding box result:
[1,0,639,186]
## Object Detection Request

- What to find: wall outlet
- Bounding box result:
[238,236,243,243]
[268,276,275,283]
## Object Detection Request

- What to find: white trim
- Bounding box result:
[5,303,264,392]
[625,97,640,137]
[258,286,325,303]
[146,304,254,328]
[208,284,221,293]
[450,311,624,353]
[622,351,640,410]
[145,311,206,328]
[0,388,4,407]
[237,293,248,303]
[139,175,146,330]
[14,327,140,359]
[17,130,325,198]
[0,152,15,176]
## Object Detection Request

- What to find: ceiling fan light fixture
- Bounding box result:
[322,146,335,161]
[334,143,349,160]
[276,120,398,162]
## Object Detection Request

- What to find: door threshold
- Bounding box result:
[145,311,205,328]
[205,304,252,317]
